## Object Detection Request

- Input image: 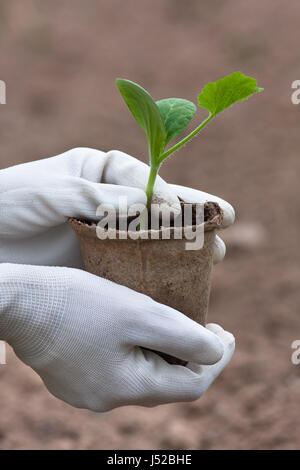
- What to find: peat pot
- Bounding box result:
[70,201,223,364]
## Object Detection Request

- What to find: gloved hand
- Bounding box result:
[0,263,235,411]
[0,148,235,267]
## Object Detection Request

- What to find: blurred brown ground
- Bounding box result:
[0,0,300,450]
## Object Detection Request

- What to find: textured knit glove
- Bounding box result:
[0,148,236,411]
[0,148,235,267]
[0,263,235,411]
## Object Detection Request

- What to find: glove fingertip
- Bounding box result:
[207,323,235,347]
[213,236,226,264]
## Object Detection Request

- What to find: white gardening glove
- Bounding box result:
[0,263,235,411]
[0,148,235,267]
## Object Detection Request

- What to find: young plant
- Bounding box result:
[117,72,263,210]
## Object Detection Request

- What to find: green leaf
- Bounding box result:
[156,98,197,145]
[198,72,263,117]
[116,78,166,167]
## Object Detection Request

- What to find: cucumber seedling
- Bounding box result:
[117,72,263,214]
